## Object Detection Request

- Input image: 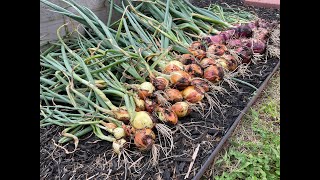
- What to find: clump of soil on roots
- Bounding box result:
[40,1,280,179]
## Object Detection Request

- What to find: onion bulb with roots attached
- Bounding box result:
[170,71,192,90]
[134,128,156,151]
[138,82,155,100]
[113,127,126,139]
[112,138,127,154]
[203,65,224,83]
[156,107,178,125]
[171,101,191,118]
[191,49,206,60]
[165,88,183,103]
[244,39,266,54]
[180,54,196,65]
[163,60,184,74]
[134,95,145,112]
[207,44,228,57]
[181,86,204,103]
[216,55,238,72]
[199,57,217,69]
[184,64,203,77]
[235,46,253,64]
[191,79,210,92]
[152,76,169,90]
[234,24,253,38]
[131,111,155,130]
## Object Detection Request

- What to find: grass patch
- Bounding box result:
[207,71,280,180]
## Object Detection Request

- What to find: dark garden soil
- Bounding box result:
[40,1,280,179]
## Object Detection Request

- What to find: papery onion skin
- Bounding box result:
[207,44,228,57]
[113,108,130,123]
[203,65,224,83]
[188,41,205,52]
[199,58,217,69]
[180,54,196,65]
[216,56,238,72]
[234,24,253,38]
[156,107,178,125]
[181,86,204,103]
[144,98,157,113]
[170,71,192,90]
[138,82,155,100]
[165,88,183,103]
[131,111,154,130]
[235,46,253,64]
[171,101,191,118]
[163,60,184,74]
[184,64,203,77]
[152,76,169,90]
[134,95,145,112]
[134,128,156,151]
[112,138,127,154]
[113,127,126,139]
[191,79,210,92]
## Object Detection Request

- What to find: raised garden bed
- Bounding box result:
[40,0,280,179]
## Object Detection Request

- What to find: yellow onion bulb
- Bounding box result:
[170,71,192,90]
[216,56,238,72]
[152,76,169,90]
[180,54,196,65]
[207,44,228,57]
[113,108,130,123]
[181,86,204,103]
[138,82,155,100]
[171,101,191,118]
[199,57,217,69]
[131,111,155,130]
[163,60,184,74]
[113,127,126,139]
[191,79,210,92]
[203,65,224,83]
[134,128,156,151]
[144,98,157,113]
[134,95,145,112]
[184,64,203,77]
[112,138,127,154]
[165,88,183,103]
[191,49,206,60]
[156,107,178,125]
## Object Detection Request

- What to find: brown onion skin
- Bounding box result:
[170,71,192,90]
[134,129,156,151]
[203,65,224,83]
[138,90,151,100]
[191,79,210,92]
[188,41,205,52]
[171,102,191,118]
[191,49,206,60]
[184,64,203,77]
[207,44,228,57]
[157,107,178,125]
[152,77,169,90]
[163,63,183,74]
[180,54,196,65]
[218,55,238,72]
[199,58,217,69]
[181,86,204,103]
[165,88,183,103]
[144,98,157,113]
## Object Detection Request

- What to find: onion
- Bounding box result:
[208,35,225,44]
[235,46,253,64]
[207,44,228,57]
[180,54,196,65]
[171,101,191,117]
[144,98,157,113]
[220,29,235,41]
[131,111,155,129]
[134,95,145,111]
[216,56,238,71]
[191,79,210,92]
[184,64,203,77]
[226,39,243,47]
[138,82,155,100]
[199,57,217,69]
[134,128,156,151]
[156,107,178,125]
[181,86,204,103]
[112,138,127,154]
[165,88,183,103]
[190,49,206,60]
[234,24,253,38]
[113,108,130,122]
[152,76,169,90]
[101,122,117,130]
[170,71,192,90]
[113,127,126,139]
[244,39,266,54]
[188,41,205,51]
[253,27,269,42]
[203,65,224,83]
[163,60,184,74]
